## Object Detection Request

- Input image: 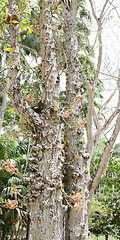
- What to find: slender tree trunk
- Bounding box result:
[63,6,91,240]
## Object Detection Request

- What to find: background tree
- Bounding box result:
[90,142,120,240]
[0,134,29,240]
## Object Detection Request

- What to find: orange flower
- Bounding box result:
[74,203,83,211]
[6,199,18,210]
[78,120,84,128]
[27,94,34,103]
[63,111,69,119]
[33,23,40,31]
[78,95,84,102]
[71,193,81,202]
[5,160,17,173]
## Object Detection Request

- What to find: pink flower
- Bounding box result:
[6,199,18,210]
[61,131,64,137]
[78,95,84,102]
[5,160,17,173]
[78,120,84,128]
[74,203,83,211]
[33,23,40,30]
[27,94,34,103]
[71,193,81,202]
[63,111,69,119]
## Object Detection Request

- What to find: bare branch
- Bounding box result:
[94,106,119,147]
[99,0,109,20]
[90,70,120,200]
[88,0,97,21]
[80,73,94,154]
[93,108,100,130]
[98,89,116,116]
[19,49,41,80]
[0,89,8,131]
[0,36,40,56]
[20,44,41,56]
[93,21,102,88]
[89,0,110,89]
[90,110,120,201]
[93,70,120,146]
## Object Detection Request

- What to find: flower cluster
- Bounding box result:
[26,93,34,103]
[62,111,70,119]
[4,160,17,173]
[72,193,83,211]
[6,199,18,210]
[33,23,40,30]
[78,95,84,102]
[33,23,40,35]
[11,187,18,197]
[78,120,85,128]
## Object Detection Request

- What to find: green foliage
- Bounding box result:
[0,133,30,239]
[0,134,29,197]
[91,139,106,178]
[90,142,120,239]
[90,198,118,238]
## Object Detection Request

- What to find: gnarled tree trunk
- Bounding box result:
[63,4,91,240]
[8,0,63,239]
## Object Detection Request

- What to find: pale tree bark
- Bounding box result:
[28,2,63,239]
[0,89,8,133]
[7,0,63,240]
[63,1,120,239]
[0,54,9,133]
[62,1,91,239]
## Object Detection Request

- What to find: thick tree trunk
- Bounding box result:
[28,117,63,240]
[8,1,63,239]
[28,2,63,239]
[63,7,91,240]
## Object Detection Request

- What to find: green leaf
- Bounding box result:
[0,29,3,35]
[7,77,11,83]
[20,23,28,31]
[1,120,7,123]
[3,48,15,52]
[8,108,14,115]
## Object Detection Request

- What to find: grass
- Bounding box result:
[89,235,117,240]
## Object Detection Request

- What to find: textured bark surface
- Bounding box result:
[63,6,91,240]
[29,118,63,240]
[28,1,63,239]
[8,1,63,240]
[0,54,8,132]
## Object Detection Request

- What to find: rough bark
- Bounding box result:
[63,3,91,240]
[0,54,8,133]
[8,1,63,239]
